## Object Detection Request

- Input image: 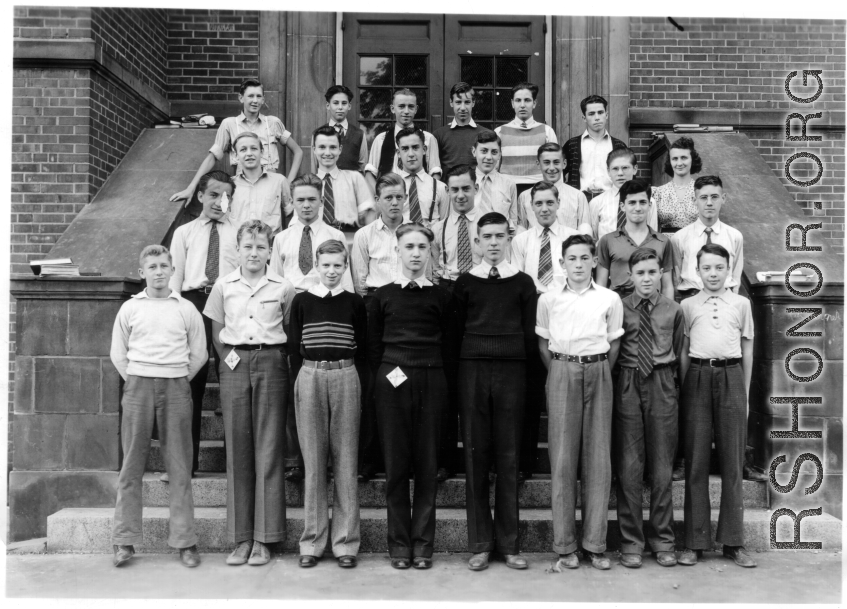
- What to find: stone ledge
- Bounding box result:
[630,107,846,132]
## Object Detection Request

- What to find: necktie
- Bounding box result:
[637,299,655,378]
[322,174,336,227]
[335,123,345,139]
[704,227,713,244]
[299,225,313,274]
[407,280,419,289]
[408,176,423,223]
[489,266,500,279]
[616,200,626,231]
[479,176,493,213]
[205,220,220,285]
[457,214,472,274]
[324,290,333,299]
[520,121,527,129]
[538,227,553,286]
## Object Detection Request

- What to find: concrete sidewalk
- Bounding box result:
[6,550,842,603]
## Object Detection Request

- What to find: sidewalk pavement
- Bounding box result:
[5,550,842,603]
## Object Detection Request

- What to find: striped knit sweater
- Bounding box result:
[496,123,549,182]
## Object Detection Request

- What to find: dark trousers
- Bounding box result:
[672,288,700,467]
[436,279,461,473]
[614,366,677,554]
[358,293,384,476]
[520,352,546,474]
[460,359,525,555]
[682,361,746,549]
[374,363,446,559]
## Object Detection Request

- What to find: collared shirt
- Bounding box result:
[682,289,754,359]
[210,113,291,171]
[450,118,477,128]
[308,119,369,174]
[308,282,347,298]
[536,280,624,356]
[315,166,374,226]
[169,215,239,292]
[579,130,614,192]
[671,219,744,291]
[475,170,519,228]
[268,218,354,293]
[231,170,291,233]
[618,291,684,368]
[597,227,674,294]
[431,207,482,281]
[511,221,579,293]
[398,169,447,225]
[587,186,659,240]
[364,125,442,177]
[395,275,433,288]
[351,217,403,295]
[518,179,590,231]
[469,259,518,279]
[204,268,296,346]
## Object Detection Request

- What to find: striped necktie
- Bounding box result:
[299,225,313,274]
[457,214,472,274]
[489,266,500,279]
[616,199,626,231]
[538,227,553,286]
[322,173,336,227]
[204,220,219,285]
[335,123,345,139]
[408,175,423,223]
[479,176,493,213]
[637,299,655,378]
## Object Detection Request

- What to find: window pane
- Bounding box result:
[411,89,428,124]
[495,90,514,122]
[395,55,427,86]
[362,122,391,148]
[360,57,392,86]
[461,56,493,88]
[496,57,529,88]
[359,89,392,120]
[473,90,494,122]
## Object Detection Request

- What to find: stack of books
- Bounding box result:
[154,114,218,129]
[30,258,80,277]
[672,124,735,133]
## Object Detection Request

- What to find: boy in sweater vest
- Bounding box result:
[289,239,368,569]
[433,82,490,178]
[110,245,207,568]
[454,212,537,572]
[368,223,454,569]
[310,85,369,174]
[494,82,557,196]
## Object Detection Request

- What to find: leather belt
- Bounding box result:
[621,362,673,370]
[187,285,214,295]
[229,343,285,351]
[552,352,608,364]
[302,359,355,370]
[690,357,741,367]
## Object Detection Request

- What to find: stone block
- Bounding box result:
[146,440,225,473]
[824,303,844,361]
[34,357,101,413]
[65,414,119,469]
[101,358,121,413]
[68,299,123,355]
[749,359,842,418]
[752,304,826,360]
[824,417,843,475]
[13,414,67,470]
[13,355,34,413]
[9,470,117,541]
[17,299,68,355]
[749,411,828,475]
[770,472,843,520]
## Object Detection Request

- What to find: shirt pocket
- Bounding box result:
[654,329,674,356]
[258,299,282,325]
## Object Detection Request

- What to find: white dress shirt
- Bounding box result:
[231,170,291,233]
[579,130,615,192]
[315,166,375,226]
[671,218,744,292]
[169,215,239,292]
[365,125,442,177]
[588,186,659,240]
[511,221,579,293]
[475,170,519,228]
[398,169,448,225]
[518,179,591,231]
[351,217,403,295]
[395,275,433,288]
[309,282,347,297]
[269,218,354,292]
[469,259,519,279]
[431,207,482,281]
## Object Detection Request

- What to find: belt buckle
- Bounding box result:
[255,344,263,351]
[203,285,213,294]
[709,358,718,367]
[319,360,329,370]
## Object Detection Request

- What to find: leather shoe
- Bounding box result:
[214,406,222,416]
[672,460,685,481]
[226,541,253,566]
[503,554,528,570]
[678,548,699,566]
[743,463,768,482]
[391,557,411,569]
[555,553,579,569]
[723,545,757,568]
[285,467,304,481]
[113,544,134,567]
[337,555,357,568]
[412,557,432,569]
[586,551,611,570]
[436,468,451,482]
[299,555,319,568]
[620,552,642,568]
[180,545,201,568]
[248,540,271,566]
[654,551,678,567]
[468,551,490,571]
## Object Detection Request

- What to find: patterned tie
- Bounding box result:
[704,227,713,244]
[637,299,655,378]
[489,266,500,279]
[457,214,472,274]
[407,280,419,290]
[299,225,313,274]
[479,176,493,213]
[538,227,553,286]
[205,220,219,285]
[322,173,336,226]
[408,175,423,223]
[520,121,527,129]
[335,123,345,139]
[616,200,626,231]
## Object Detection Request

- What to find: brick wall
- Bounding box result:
[13,6,91,39]
[166,9,260,104]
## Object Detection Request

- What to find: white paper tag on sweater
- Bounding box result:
[386,366,407,388]
[224,348,240,370]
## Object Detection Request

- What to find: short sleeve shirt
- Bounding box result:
[210,113,291,171]
[682,289,754,359]
[597,228,673,294]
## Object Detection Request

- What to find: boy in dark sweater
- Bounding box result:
[367,223,454,570]
[289,239,368,569]
[453,211,537,572]
[433,82,490,178]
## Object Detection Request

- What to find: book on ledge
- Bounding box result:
[30,258,80,277]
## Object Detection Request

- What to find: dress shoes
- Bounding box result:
[180,545,201,568]
[620,553,642,568]
[678,548,699,566]
[743,463,768,482]
[285,467,304,481]
[337,555,357,568]
[672,460,685,481]
[113,545,134,567]
[226,541,253,566]
[436,468,452,482]
[391,557,411,569]
[357,471,374,483]
[586,551,611,570]
[654,551,678,567]
[723,545,757,568]
[468,551,490,571]
[555,553,580,569]
[412,557,432,569]
[299,555,319,568]
[503,554,528,569]
[248,540,271,566]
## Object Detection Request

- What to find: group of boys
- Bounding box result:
[109,77,758,572]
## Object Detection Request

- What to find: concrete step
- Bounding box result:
[146,441,225,473]
[141,473,769,510]
[46,506,841,554]
[199,411,224,441]
[201,384,220,412]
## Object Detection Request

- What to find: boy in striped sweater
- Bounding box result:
[288,239,368,569]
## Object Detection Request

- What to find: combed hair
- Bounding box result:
[237,219,274,245]
[580,94,608,114]
[511,82,539,100]
[312,124,340,143]
[475,130,501,147]
[392,88,418,103]
[561,233,596,257]
[375,172,406,197]
[696,243,731,266]
[315,238,349,263]
[139,244,171,266]
[445,164,476,184]
[290,173,323,196]
[395,126,425,146]
[628,247,659,270]
[396,222,434,243]
[530,181,559,202]
[324,84,354,103]
[618,179,652,204]
[197,170,235,195]
[450,81,475,101]
[606,147,637,169]
[232,131,263,151]
[694,175,723,191]
[239,79,263,95]
[476,211,509,233]
[664,136,703,177]
[536,142,562,159]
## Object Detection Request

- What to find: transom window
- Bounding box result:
[460,55,529,131]
[359,55,429,146]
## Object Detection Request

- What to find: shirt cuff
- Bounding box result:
[278,129,291,145]
[535,326,551,339]
[607,328,625,341]
[364,163,378,176]
[428,166,442,176]
[209,144,224,160]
